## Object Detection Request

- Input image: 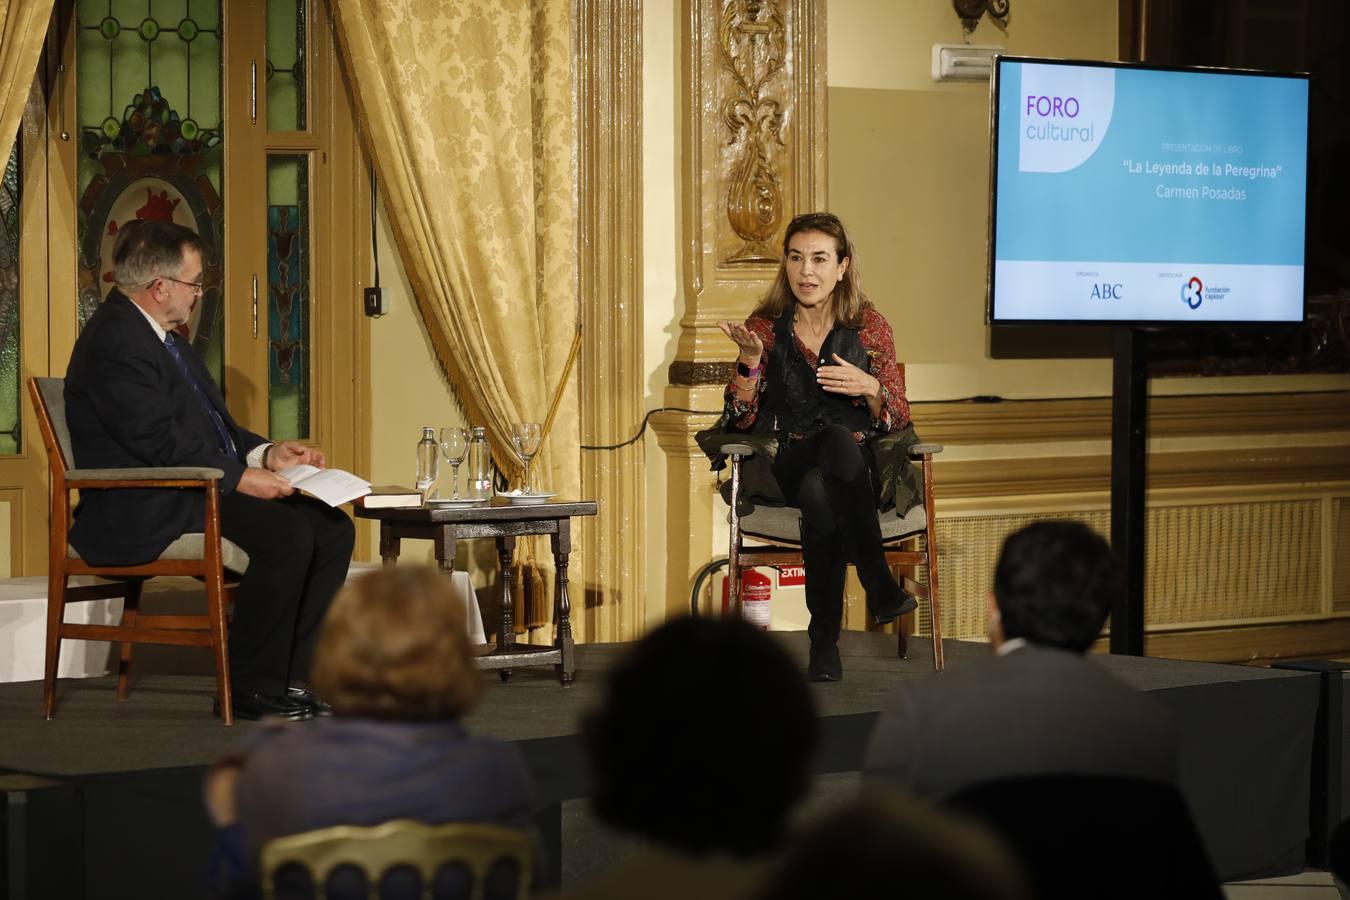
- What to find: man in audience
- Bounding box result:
[65,218,354,720]
[560,615,817,900]
[863,519,1179,798]
[754,787,1027,900]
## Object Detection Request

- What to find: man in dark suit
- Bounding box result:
[64,219,355,721]
[863,519,1178,798]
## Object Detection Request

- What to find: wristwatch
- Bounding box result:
[736,360,763,379]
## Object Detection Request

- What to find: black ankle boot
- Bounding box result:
[807,641,843,682]
[865,580,918,625]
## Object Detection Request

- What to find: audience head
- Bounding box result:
[757,211,869,326]
[583,615,817,857]
[310,566,482,720]
[990,520,1122,653]
[112,218,204,289]
[754,788,1028,900]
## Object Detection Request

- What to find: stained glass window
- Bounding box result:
[266,0,307,131]
[76,0,225,385]
[267,154,309,439]
[0,143,21,455]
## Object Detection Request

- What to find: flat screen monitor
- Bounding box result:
[988,57,1309,326]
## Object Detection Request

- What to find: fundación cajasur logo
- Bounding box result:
[1181,276,1204,310]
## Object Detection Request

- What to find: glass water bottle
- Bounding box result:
[466,426,493,501]
[415,426,438,499]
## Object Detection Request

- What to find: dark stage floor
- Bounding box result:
[0,631,1304,777]
[0,632,1332,897]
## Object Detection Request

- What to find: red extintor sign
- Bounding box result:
[778,565,805,587]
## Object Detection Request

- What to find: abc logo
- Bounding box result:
[1181,277,1203,309]
[1090,283,1123,300]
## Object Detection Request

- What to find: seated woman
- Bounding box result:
[203,565,534,891]
[717,211,914,683]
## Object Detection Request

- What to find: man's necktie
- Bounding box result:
[163,332,238,457]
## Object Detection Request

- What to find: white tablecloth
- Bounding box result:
[0,563,486,683]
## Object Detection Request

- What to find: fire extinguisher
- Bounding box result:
[723,568,773,630]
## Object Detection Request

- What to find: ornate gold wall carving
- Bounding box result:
[577,0,644,643]
[719,0,787,264]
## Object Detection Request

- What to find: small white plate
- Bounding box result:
[502,491,558,506]
[425,497,489,509]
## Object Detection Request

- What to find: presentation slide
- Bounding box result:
[991,59,1308,324]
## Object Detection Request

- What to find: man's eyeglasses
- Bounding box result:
[159,276,205,296]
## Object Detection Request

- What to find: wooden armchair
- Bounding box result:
[29,377,249,724]
[722,439,946,671]
[260,820,532,900]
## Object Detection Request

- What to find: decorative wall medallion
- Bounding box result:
[78,88,224,351]
[719,0,787,265]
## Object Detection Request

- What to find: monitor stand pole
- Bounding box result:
[1110,327,1148,655]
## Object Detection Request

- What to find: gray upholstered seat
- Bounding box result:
[68,534,250,574]
[717,418,947,670]
[737,502,929,544]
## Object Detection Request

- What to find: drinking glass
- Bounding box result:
[439,426,469,501]
[511,422,543,494]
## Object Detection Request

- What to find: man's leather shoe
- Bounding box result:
[287,684,333,717]
[807,642,843,682]
[868,584,918,625]
[222,692,315,722]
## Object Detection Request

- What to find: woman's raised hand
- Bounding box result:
[818,352,881,400]
[718,320,764,363]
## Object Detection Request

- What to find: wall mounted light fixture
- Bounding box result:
[953,0,1010,35]
[931,44,1004,81]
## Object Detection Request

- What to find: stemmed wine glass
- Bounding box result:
[439,426,469,501]
[511,422,543,494]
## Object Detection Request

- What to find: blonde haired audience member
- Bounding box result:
[204,566,533,890]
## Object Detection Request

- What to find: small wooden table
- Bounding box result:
[354,499,597,684]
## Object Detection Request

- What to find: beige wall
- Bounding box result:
[364,204,468,567]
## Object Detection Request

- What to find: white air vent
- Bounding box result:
[931,44,1003,82]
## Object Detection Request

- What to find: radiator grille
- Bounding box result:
[928,499,1323,640]
[1334,497,1350,614]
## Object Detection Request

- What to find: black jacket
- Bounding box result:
[64,290,267,565]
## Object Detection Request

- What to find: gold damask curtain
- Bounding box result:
[332,0,580,625]
[0,0,54,158]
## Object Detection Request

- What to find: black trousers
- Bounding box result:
[771,425,891,646]
[219,492,355,696]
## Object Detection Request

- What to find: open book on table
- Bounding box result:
[276,464,371,507]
